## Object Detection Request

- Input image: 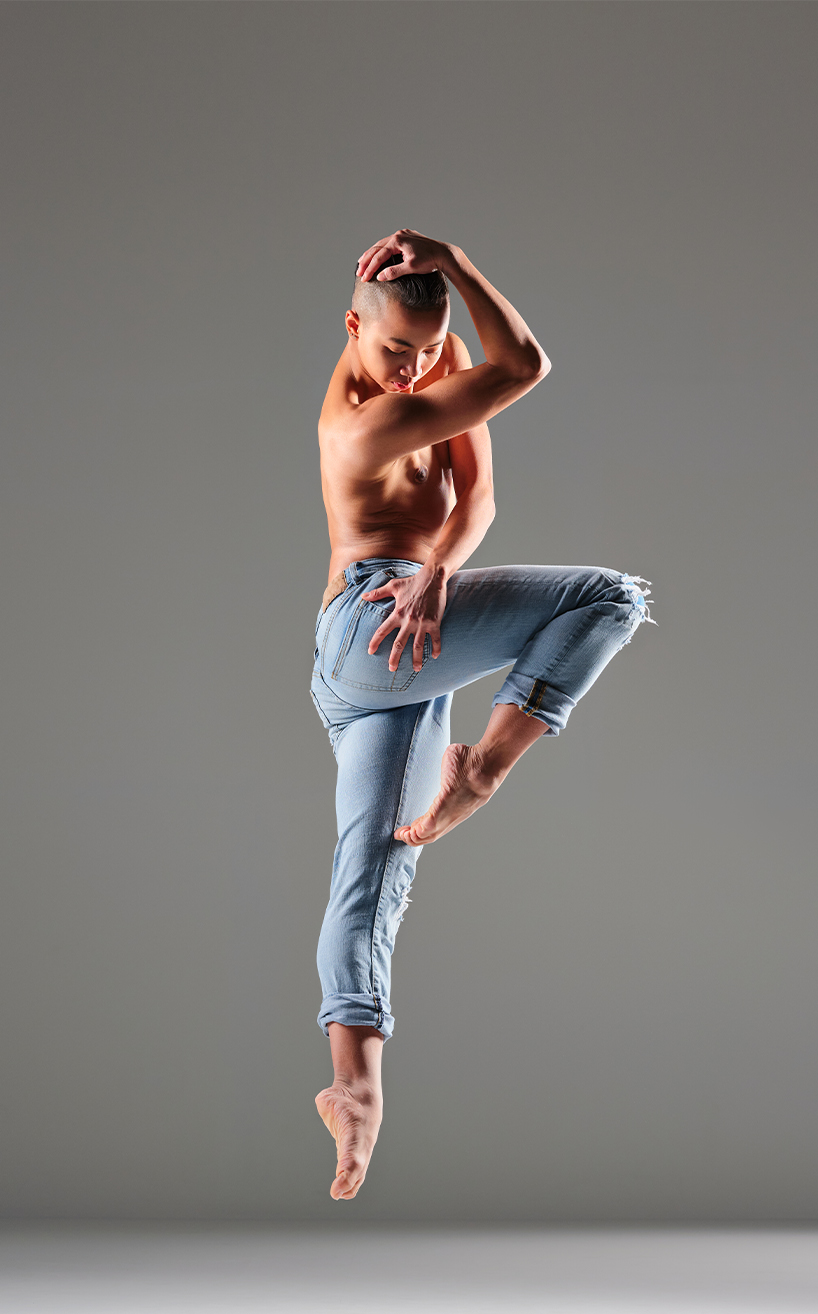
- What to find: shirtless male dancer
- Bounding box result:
[310,228,654,1201]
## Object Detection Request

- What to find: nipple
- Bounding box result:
[414,465,428,483]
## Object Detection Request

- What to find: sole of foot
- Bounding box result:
[315,1084,383,1201]
[394,742,499,847]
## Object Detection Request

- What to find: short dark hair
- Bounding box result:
[352,252,449,322]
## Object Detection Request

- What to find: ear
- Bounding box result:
[345,309,362,339]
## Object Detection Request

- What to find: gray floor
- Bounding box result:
[0,1228,817,1312]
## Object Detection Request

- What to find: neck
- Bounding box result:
[346,340,384,399]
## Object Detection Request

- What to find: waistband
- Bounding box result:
[320,557,424,613]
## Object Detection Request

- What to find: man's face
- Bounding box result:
[348,301,450,394]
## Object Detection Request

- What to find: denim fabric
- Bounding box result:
[310,557,654,1041]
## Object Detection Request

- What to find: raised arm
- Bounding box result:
[440,244,550,381]
[349,232,551,469]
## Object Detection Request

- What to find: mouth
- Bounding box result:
[391,380,413,392]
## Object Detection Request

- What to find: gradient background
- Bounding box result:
[1,1,815,1227]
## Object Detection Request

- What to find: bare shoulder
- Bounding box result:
[318,350,359,445]
[317,351,396,483]
[318,330,502,476]
[443,331,473,372]
[319,334,463,448]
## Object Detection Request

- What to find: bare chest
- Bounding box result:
[321,440,453,528]
[389,449,433,491]
[370,444,449,504]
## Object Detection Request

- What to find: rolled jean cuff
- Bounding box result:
[318,992,395,1042]
[491,675,576,735]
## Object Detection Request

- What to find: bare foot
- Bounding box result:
[315,1082,383,1200]
[394,743,501,847]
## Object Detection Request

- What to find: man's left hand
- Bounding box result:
[363,567,447,673]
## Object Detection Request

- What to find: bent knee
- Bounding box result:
[597,569,656,635]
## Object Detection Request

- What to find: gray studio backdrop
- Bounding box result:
[2,2,816,1225]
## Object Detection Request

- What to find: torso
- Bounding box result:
[318,335,457,586]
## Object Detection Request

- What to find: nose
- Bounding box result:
[401,359,422,379]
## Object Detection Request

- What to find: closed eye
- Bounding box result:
[386,346,441,356]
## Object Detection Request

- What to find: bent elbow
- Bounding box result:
[515,347,551,382]
[533,350,552,381]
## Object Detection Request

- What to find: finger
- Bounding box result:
[361,586,387,600]
[388,633,410,672]
[357,234,394,269]
[377,257,413,281]
[356,237,388,273]
[356,246,384,280]
[367,617,398,655]
[356,248,382,282]
[412,630,426,672]
[431,629,442,659]
[358,240,399,282]
[359,231,411,281]
[356,244,378,271]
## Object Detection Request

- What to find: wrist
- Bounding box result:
[439,243,464,280]
[420,558,451,583]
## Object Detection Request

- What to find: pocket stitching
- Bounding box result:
[318,569,389,671]
[331,598,431,692]
[324,568,390,672]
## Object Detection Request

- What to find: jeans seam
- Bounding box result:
[315,670,357,710]
[309,688,332,731]
[370,699,426,1000]
[372,993,384,1029]
[522,677,548,716]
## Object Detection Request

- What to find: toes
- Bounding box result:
[334,1160,363,1198]
[395,824,427,846]
[395,811,435,844]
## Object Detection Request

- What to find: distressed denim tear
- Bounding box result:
[396,884,413,929]
[619,574,657,643]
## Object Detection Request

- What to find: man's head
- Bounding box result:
[346,253,450,394]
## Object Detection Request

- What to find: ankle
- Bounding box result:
[470,742,509,789]
[330,1077,383,1108]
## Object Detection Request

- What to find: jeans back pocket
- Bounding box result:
[328,569,431,693]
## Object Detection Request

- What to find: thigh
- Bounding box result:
[321,562,613,711]
[332,694,452,846]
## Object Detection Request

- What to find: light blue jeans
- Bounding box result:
[310,557,655,1041]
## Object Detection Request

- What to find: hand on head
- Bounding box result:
[356,229,451,283]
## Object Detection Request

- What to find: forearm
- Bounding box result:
[442,245,550,379]
[421,487,496,582]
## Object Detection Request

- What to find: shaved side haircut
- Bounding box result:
[352,252,449,324]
